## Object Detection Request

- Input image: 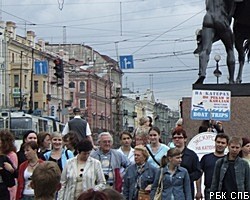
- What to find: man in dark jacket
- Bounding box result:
[210,137,250,200]
[195,133,229,200]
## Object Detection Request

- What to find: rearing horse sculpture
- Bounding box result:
[194,0,250,84]
[233,0,250,83]
[194,0,236,84]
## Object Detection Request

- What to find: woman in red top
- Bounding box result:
[16,141,43,200]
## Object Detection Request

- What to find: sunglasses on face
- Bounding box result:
[173,136,184,140]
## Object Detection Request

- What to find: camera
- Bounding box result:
[104,174,109,181]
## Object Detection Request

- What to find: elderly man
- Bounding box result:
[90,132,130,191]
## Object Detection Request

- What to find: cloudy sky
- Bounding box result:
[1,0,249,110]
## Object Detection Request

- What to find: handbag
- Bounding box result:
[138,190,150,200]
[153,168,164,200]
[114,168,123,192]
[0,155,15,187]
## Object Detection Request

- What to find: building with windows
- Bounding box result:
[0,21,71,122]
[45,44,123,133]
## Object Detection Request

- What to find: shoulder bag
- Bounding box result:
[145,145,161,166]
[153,167,164,200]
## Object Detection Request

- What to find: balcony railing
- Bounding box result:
[12,87,29,97]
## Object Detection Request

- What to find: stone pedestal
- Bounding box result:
[182,83,250,140]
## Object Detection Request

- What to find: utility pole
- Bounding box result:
[63,26,66,44]
[19,51,23,111]
[0,0,2,21]
[115,87,121,133]
[28,49,34,113]
[120,2,123,36]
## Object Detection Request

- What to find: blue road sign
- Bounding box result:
[34,60,48,75]
[119,55,134,69]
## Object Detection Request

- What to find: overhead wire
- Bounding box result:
[131,8,205,55]
[3,0,234,105]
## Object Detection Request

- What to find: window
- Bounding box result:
[43,81,46,93]
[14,75,19,87]
[24,75,27,88]
[79,99,86,109]
[80,81,85,92]
[70,92,73,102]
[11,53,14,62]
[69,81,75,88]
[34,102,39,110]
[0,41,2,57]
[34,81,38,93]
[14,98,19,107]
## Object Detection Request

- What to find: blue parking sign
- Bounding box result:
[119,55,134,69]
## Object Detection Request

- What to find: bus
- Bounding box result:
[0,111,65,148]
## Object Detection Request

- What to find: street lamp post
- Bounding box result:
[92,112,96,131]
[125,117,128,130]
[123,109,128,130]
[213,55,222,84]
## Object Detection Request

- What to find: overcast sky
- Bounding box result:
[1,0,250,110]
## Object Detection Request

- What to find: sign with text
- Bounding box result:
[187,132,216,156]
[191,90,231,121]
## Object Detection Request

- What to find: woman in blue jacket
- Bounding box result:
[150,148,192,200]
[43,132,74,171]
[123,145,157,200]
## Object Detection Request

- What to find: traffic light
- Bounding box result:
[51,106,55,116]
[53,58,64,79]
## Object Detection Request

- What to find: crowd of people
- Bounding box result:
[0,110,250,200]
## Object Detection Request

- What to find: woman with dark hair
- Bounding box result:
[102,188,125,200]
[37,132,51,155]
[117,131,134,164]
[150,148,192,199]
[17,130,37,168]
[16,141,43,200]
[62,131,80,156]
[58,139,106,200]
[146,126,169,168]
[77,189,109,200]
[147,116,153,127]
[0,130,16,200]
[0,130,18,200]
